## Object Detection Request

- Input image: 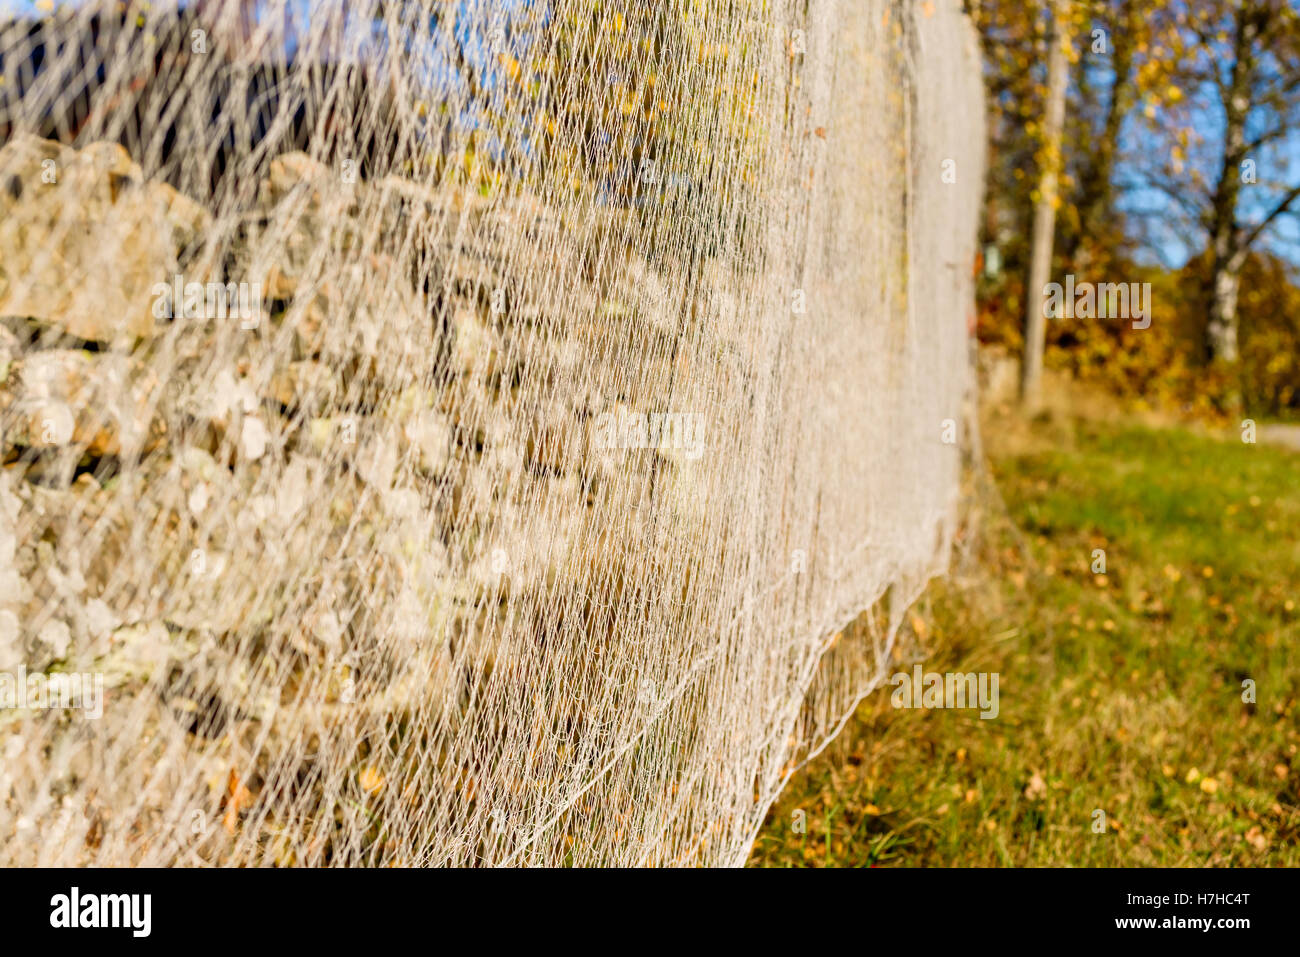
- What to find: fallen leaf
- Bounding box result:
[359,766,386,795]
[223,769,253,835]
[1245,826,1267,851]
[1024,772,1047,801]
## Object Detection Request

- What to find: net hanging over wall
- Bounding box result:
[0,0,984,866]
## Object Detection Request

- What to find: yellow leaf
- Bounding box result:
[359,766,386,794]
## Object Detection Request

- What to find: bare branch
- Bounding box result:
[1240,181,1300,249]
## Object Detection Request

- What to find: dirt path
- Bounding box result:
[1258,424,1300,452]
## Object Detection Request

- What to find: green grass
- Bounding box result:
[749,416,1300,866]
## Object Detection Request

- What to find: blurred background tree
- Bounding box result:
[973,0,1300,421]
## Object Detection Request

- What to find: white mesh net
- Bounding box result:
[0,0,984,866]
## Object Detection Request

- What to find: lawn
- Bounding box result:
[749,413,1300,866]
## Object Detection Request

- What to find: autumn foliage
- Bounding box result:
[974,0,1300,420]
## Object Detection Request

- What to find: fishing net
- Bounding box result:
[0,0,984,866]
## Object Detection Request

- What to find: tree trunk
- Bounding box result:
[1206,254,1243,365]
[1203,4,1260,413]
[1020,0,1070,410]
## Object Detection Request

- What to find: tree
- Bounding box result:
[1131,0,1300,407]
[1021,0,1071,408]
